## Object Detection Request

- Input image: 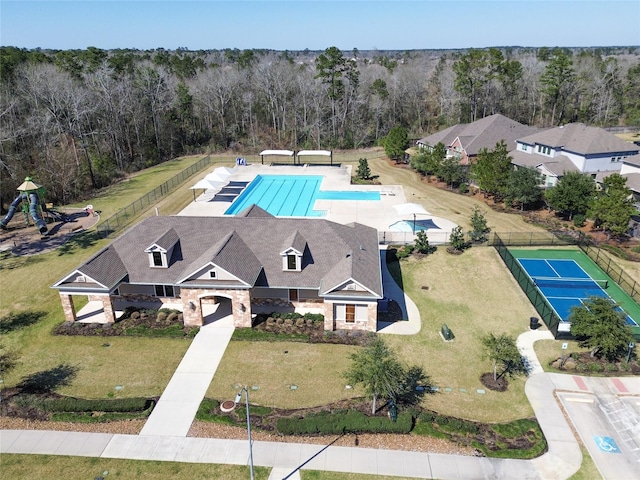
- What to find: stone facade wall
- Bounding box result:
[180,288,251,328]
[252,298,324,309]
[327,302,377,332]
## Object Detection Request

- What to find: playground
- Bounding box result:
[0,177,100,256]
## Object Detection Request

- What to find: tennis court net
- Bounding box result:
[533,278,609,290]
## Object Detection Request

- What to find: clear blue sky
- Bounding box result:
[1,0,639,51]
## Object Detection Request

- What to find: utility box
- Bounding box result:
[441,324,454,341]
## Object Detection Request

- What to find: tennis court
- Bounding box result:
[514,253,639,327]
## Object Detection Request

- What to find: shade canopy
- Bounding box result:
[17,179,43,192]
[204,172,228,183]
[212,166,234,179]
[190,179,224,190]
[393,203,431,216]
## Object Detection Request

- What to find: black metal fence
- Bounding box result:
[493,233,563,337]
[97,155,212,238]
[578,243,640,305]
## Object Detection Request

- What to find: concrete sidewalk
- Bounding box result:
[4,256,630,479]
[2,327,592,479]
[139,316,235,437]
[377,246,421,335]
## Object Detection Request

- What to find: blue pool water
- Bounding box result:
[224,175,380,216]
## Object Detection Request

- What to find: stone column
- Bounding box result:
[59,293,76,322]
[232,290,252,328]
[101,296,116,323]
[323,301,335,331]
[366,303,378,332]
[180,289,203,327]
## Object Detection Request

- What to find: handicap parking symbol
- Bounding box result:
[593,436,621,453]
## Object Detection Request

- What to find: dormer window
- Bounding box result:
[281,231,306,272]
[146,248,168,268]
[282,250,301,271]
[145,228,179,269]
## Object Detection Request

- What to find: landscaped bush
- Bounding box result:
[394,245,414,259]
[42,396,152,413]
[9,394,156,423]
[414,413,547,459]
[572,214,586,227]
[276,410,413,435]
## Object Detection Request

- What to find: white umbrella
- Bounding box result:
[190,179,225,201]
[212,166,234,179]
[393,203,431,233]
[204,172,228,183]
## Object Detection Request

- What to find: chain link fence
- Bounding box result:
[97,155,211,238]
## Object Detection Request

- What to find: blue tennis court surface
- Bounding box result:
[224,175,380,216]
[518,258,638,326]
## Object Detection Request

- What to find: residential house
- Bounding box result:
[52,206,383,332]
[510,123,640,188]
[620,155,640,237]
[416,114,539,165]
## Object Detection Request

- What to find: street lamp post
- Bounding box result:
[235,386,255,480]
[626,342,635,364]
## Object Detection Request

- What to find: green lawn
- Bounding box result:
[1,454,270,480]
[0,150,622,478]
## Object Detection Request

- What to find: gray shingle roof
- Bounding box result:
[418,114,540,156]
[150,227,179,251]
[622,173,640,193]
[56,215,382,298]
[510,150,579,176]
[76,247,127,289]
[517,123,640,155]
[282,230,307,254]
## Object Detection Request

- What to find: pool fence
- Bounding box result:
[97,155,212,238]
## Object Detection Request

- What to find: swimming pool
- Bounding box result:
[224,175,380,216]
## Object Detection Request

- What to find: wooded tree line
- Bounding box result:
[1,45,639,207]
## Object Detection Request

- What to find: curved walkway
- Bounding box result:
[376,246,421,334]
[4,270,639,478]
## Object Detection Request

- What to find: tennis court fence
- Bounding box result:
[97,155,212,238]
[578,242,640,305]
[493,234,563,337]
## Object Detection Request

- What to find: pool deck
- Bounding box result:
[179,164,457,243]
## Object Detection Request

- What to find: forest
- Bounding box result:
[1,45,639,208]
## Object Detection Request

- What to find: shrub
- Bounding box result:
[458,183,468,194]
[156,311,167,322]
[276,410,413,435]
[42,396,151,413]
[588,362,603,373]
[130,311,140,320]
[573,214,586,227]
[167,312,178,322]
[605,362,619,372]
[303,313,324,323]
[395,245,414,259]
[295,318,305,327]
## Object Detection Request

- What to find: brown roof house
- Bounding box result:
[52,206,383,332]
[416,114,539,165]
[510,123,640,188]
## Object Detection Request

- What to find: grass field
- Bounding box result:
[1,149,629,478]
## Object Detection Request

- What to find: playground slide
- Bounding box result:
[0,194,22,229]
[29,192,49,235]
[0,193,48,235]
